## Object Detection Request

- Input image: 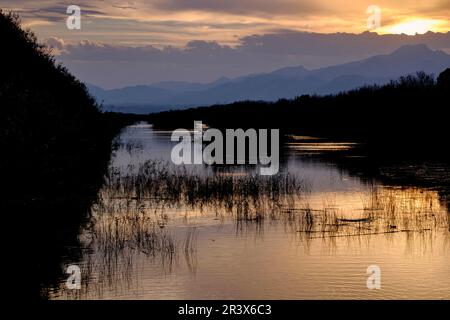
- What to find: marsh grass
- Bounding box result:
[95,160,448,244]
[289,186,448,245]
[54,159,450,299]
[101,159,308,221]
[184,227,198,273]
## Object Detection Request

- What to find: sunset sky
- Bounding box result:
[2,0,449,45]
[2,0,449,87]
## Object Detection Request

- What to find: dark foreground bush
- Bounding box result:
[0,10,135,299]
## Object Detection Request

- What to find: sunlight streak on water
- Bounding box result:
[50,124,450,300]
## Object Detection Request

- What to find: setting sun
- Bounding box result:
[381,19,445,35]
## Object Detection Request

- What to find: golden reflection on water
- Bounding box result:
[286,142,359,152]
[51,175,450,299]
[49,125,450,300]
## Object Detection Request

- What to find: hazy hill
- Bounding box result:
[87,44,450,113]
[149,70,450,153]
[312,44,450,80]
[151,77,231,92]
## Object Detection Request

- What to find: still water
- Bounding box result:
[50,123,450,300]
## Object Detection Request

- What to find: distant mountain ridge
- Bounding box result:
[87,44,450,113]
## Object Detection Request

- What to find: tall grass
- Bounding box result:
[52,161,450,299]
[100,159,308,221]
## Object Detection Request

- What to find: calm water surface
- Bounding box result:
[50,124,450,299]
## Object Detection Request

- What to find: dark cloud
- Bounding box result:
[50,31,450,88]
[237,31,450,55]
[57,31,450,61]
[1,2,105,22]
[37,6,105,23]
[151,0,325,16]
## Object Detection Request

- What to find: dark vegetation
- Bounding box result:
[105,160,306,221]
[149,69,450,156]
[0,10,138,299]
[149,68,450,214]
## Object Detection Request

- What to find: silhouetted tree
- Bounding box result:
[0,10,135,300]
[149,70,449,154]
[437,68,450,89]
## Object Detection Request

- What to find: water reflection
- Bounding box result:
[49,124,450,300]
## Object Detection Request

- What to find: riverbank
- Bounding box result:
[0,10,140,299]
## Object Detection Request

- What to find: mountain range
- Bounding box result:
[87,44,450,114]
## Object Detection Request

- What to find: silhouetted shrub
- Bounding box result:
[0,10,125,200]
[0,10,135,299]
[437,68,450,89]
[149,69,450,155]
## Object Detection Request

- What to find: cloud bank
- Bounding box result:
[49,31,450,88]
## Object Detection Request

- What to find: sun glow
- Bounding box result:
[380,19,445,35]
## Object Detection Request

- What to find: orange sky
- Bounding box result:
[2,0,449,46]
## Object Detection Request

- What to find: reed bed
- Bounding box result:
[55,161,449,299]
[99,159,308,221]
